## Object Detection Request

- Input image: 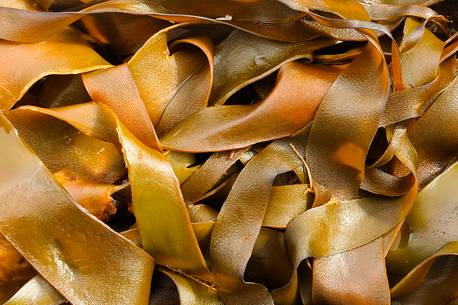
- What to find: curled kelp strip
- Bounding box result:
[0,113,154,305]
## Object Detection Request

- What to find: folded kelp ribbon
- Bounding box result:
[1,102,309,304]
[0,113,154,305]
[0,0,317,43]
[0,0,458,304]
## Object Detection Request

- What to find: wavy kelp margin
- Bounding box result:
[0,0,457,304]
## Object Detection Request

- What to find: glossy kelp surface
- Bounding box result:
[0,0,457,304]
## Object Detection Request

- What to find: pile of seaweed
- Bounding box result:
[0,0,457,304]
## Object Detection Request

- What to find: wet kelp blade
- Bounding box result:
[180,148,249,204]
[161,62,340,152]
[0,113,154,305]
[117,120,211,280]
[0,27,111,110]
[5,102,211,281]
[306,42,389,202]
[209,30,335,105]
[157,268,223,305]
[312,239,390,305]
[286,33,392,304]
[3,276,66,305]
[5,108,126,184]
[391,241,458,304]
[210,135,307,305]
[409,74,458,186]
[82,25,214,139]
[388,162,458,274]
[82,63,161,150]
[0,233,35,304]
[0,0,317,43]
